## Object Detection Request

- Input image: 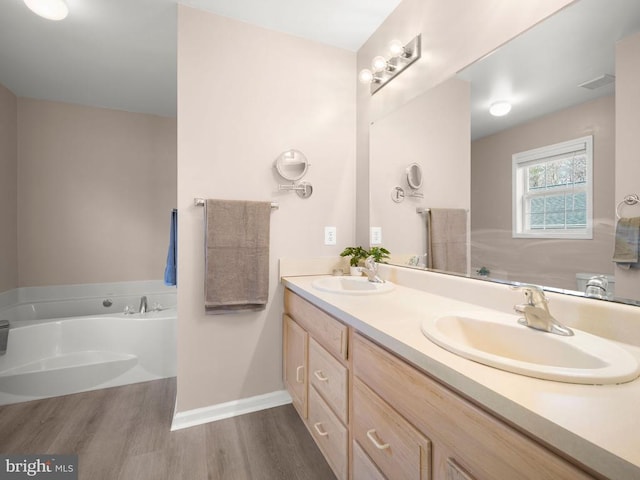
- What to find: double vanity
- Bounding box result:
[281,265,640,480]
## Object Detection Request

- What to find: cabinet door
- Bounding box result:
[283,314,308,418]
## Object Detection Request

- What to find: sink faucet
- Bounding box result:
[359,256,384,283]
[139,296,148,314]
[512,285,573,336]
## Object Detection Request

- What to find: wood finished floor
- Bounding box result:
[0,378,336,480]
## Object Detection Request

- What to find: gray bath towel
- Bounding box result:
[613,217,640,270]
[204,199,271,314]
[427,208,468,275]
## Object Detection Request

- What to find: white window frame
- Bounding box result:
[512,135,593,239]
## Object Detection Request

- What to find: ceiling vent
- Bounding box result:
[578,74,615,90]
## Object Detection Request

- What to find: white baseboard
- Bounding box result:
[171,389,292,431]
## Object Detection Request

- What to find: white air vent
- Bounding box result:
[578,74,615,90]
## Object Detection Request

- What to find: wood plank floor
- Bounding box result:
[0,378,336,480]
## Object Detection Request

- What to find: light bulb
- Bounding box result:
[23,0,69,20]
[389,39,405,57]
[371,56,388,73]
[489,101,512,117]
[359,69,374,83]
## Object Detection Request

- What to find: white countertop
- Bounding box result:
[282,274,640,480]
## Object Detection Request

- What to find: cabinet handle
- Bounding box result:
[296,365,304,383]
[313,370,329,382]
[366,429,390,450]
[313,422,329,437]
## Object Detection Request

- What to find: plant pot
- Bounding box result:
[350,266,362,276]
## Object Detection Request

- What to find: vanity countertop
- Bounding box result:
[282,274,640,480]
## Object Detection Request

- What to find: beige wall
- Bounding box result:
[17,98,177,287]
[370,78,470,260]
[615,31,640,299]
[471,95,615,289]
[0,83,18,293]
[176,6,355,412]
[356,0,575,246]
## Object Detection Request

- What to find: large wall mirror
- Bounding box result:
[370,0,640,306]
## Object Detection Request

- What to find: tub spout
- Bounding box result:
[0,320,9,355]
[139,296,148,314]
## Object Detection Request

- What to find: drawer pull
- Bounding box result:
[313,422,329,437]
[313,370,329,382]
[296,365,304,383]
[366,429,390,450]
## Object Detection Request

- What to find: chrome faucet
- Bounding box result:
[585,275,609,299]
[359,256,384,283]
[512,285,573,336]
[139,296,148,314]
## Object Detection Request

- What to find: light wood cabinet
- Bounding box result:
[284,288,597,480]
[352,333,596,480]
[284,291,349,480]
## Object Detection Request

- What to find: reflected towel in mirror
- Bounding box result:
[613,217,640,269]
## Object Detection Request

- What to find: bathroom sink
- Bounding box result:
[421,311,640,384]
[311,276,394,295]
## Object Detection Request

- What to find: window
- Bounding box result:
[512,136,593,239]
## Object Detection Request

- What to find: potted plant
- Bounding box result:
[368,246,390,264]
[340,246,368,276]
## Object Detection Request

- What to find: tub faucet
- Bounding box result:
[139,296,148,314]
[359,256,384,283]
[512,285,573,336]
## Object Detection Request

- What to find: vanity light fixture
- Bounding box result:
[489,100,512,117]
[359,34,422,95]
[23,0,69,20]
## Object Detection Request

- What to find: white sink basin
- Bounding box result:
[311,276,394,295]
[421,311,640,385]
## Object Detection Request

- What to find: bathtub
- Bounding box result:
[0,281,176,406]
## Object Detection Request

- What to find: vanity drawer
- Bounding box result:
[352,440,386,480]
[308,386,347,480]
[353,376,431,480]
[352,333,596,480]
[309,337,348,424]
[285,290,348,361]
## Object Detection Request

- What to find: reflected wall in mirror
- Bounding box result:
[369,0,640,305]
[370,79,470,267]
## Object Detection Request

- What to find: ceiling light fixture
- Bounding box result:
[489,101,512,117]
[358,34,421,95]
[23,0,69,21]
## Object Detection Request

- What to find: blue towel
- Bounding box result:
[164,209,177,286]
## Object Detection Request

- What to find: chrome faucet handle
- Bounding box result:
[511,285,573,336]
[511,284,548,308]
[364,255,377,272]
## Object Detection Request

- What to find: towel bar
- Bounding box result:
[194,198,279,209]
[616,194,639,219]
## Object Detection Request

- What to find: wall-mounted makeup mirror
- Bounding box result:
[406,163,423,190]
[274,149,313,199]
[274,149,309,181]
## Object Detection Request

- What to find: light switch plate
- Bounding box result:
[324,226,337,245]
